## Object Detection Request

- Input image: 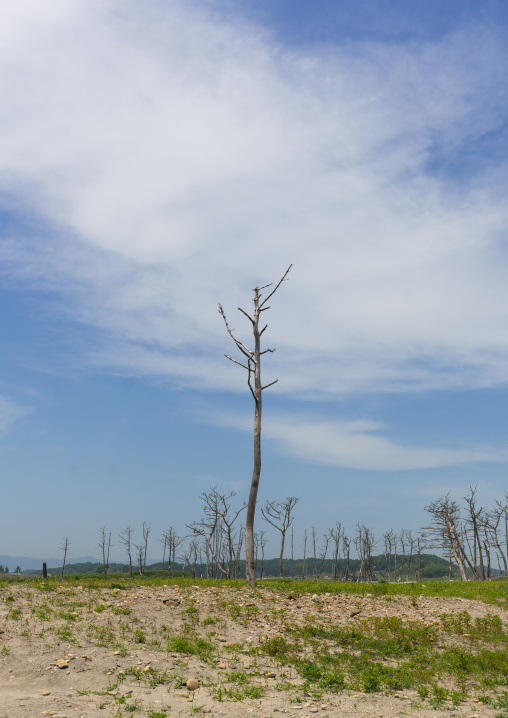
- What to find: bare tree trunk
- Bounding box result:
[59,537,70,580]
[291,526,294,579]
[98,527,111,579]
[330,523,342,582]
[142,522,151,576]
[261,496,299,578]
[260,530,266,580]
[119,526,134,578]
[219,265,291,586]
[302,530,307,580]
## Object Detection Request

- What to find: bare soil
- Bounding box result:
[1,581,506,718]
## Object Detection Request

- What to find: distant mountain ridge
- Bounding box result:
[0,555,120,571]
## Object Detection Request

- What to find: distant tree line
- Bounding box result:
[17,485,506,583]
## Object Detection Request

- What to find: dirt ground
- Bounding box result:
[0,581,506,718]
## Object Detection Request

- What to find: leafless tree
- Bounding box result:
[259,530,267,580]
[184,539,200,578]
[312,528,330,580]
[261,496,299,577]
[302,529,307,579]
[59,537,70,580]
[463,486,487,580]
[98,527,112,579]
[142,522,151,575]
[487,501,508,576]
[219,265,292,586]
[424,494,469,581]
[135,542,145,578]
[162,527,184,577]
[135,522,151,579]
[383,530,397,582]
[291,526,294,579]
[354,524,376,581]
[341,533,350,581]
[189,487,246,578]
[329,522,342,581]
[119,526,134,578]
[402,529,416,581]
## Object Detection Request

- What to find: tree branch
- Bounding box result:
[224,354,250,371]
[259,264,292,308]
[238,307,254,324]
[218,303,255,357]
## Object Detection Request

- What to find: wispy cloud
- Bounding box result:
[0,394,29,433]
[214,412,507,471]
[1,2,508,396]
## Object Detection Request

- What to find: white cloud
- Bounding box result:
[0,394,28,433]
[1,2,508,396]
[213,412,506,471]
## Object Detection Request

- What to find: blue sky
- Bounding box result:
[1,0,508,562]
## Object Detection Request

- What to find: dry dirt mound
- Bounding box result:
[0,582,506,717]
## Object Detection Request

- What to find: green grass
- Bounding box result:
[166,634,214,661]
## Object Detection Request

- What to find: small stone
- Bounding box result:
[162,598,181,607]
[107,690,118,696]
[56,659,69,669]
[267,671,277,678]
[186,678,199,691]
[310,710,319,714]
[39,689,51,696]
[217,663,227,669]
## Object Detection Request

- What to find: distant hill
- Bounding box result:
[0,555,163,571]
[5,552,502,579]
[0,555,102,571]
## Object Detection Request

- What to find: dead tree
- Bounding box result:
[162,527,184,577]
[402,529,415,581]
[312,528,330,580]
[341,533,350,581]
[354,524,376,581]
[261,496,299,578]
[98,527,112,580]
[424,495,469,581]
[329,522,342,582]
[184,540,200,578]
[59,537,70,580]
[189,487,246,578]
[487,503,508,576]
[135,542,145,578]
[119,526,134,578]
[259,530,267,579]
[464,486,487,580]
[383,530,397,582]
[302,529,307,579]
[135,522,151,579]
[219,265,292,586]
[142,522,151,575]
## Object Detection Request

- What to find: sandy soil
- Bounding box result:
[0,581,506,718]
